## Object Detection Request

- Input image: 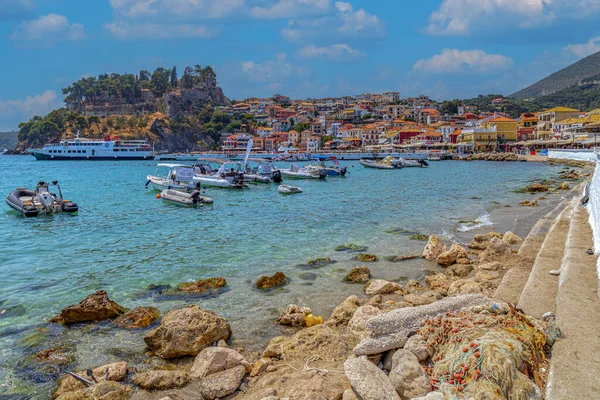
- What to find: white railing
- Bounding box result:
[547,149,598,162]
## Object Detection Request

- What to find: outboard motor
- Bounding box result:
[234,173,245,186]
[190,190,201,204]
[319,169,327,180]
[39,192,54,213]
[340,166,348,176]
[419,160,429,167]
[272,170,283,183]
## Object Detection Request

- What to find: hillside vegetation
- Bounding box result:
[511,51,600,99]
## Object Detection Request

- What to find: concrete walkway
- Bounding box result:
[517,199,574,318]
[546,205,600,399]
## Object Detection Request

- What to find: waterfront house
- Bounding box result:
[414,131,442,145]
[518,113,538,141]
[482,116,518,142]
[537,106,580,138]
[460,124,498,151]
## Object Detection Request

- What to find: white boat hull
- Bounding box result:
[359,160,395,169]
[278,185,303,194]
[192,176,245,188]
[147,176,193,192]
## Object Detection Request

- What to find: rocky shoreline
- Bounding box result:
[32,224,563,400]
[13,167,590,400]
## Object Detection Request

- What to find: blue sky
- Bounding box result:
[0,0,599,130]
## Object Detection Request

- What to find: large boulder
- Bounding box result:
[422,235,446,260]
[389,350,431,399]
[54,362,128,398]
[176,277,226,293]
[436,244,468,267]
[276,304,312,327]
[480,237,512,261]
[50,290,127,325]
[190,347,249,379]
[348,306,382,337]
[197,365,246,400]
[133,369,189,390]
[325,295,360,327]
[448,279,484,296]
[112,306,160,329]
[502,231,522,245]
[344,267,371,283]
[262,324,354,362]
[365,279,402,295]
[144,305,231,359]
[525,183,548,192]
[344,356,400,400]
[255,272,287,289]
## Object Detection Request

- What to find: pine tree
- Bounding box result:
[170,66,178,88]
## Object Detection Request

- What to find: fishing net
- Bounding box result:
[417,305,546,399]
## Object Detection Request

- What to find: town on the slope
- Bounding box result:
[213,93,599,155]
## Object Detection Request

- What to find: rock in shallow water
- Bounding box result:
[56,380,132,400]
[144,305,231,359]
[256,272,287,289]
[50,290,127,325]
[422,235,446,260]
[54,361,128,398]
[344,356,400,400]
[176,277,226,293]
[112,306,160,329]
[344,267,371,283]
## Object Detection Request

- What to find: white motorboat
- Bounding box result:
[160,189,214,206]
[244,158,282,183]
[309,156,348,176]
[192,158,248,189]
[6,180,78,217]
[280,163,327,180]
[278,184,303,194]
[146,164,195,191]
[359,156,402,169]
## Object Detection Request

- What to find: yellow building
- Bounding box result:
[482,116,518,141]
[537,107,580,131]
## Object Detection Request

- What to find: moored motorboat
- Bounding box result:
[359,156,402,169]
[192,159,248,189]
[146,163,195,191]
[278,184,303,194]
[160,189,214,206]
[244,158,282,183]
[399,158,429,168]
[309,156,348,176]
[6,180,78,217]
[280,163,327,180]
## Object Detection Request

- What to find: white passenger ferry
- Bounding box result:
[28,135,156,160]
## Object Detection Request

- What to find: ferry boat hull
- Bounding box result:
[30,152,154,161]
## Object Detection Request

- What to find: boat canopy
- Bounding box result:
[157,163,191,168]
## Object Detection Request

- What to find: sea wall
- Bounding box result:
[548,149,598,162]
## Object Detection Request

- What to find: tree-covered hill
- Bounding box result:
[511,50,600,100]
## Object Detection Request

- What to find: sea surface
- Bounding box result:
[0,155,567,397]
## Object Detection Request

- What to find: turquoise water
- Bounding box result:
[0,155,563,397]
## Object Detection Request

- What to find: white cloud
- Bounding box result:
[0,91,61,131]
[241,53,309,84]
[425,0,600,36]
[11,14,85,41]
[103,22,214,39]
[297,43,364,60]
[413,49,513,74]
[564,37,600,58]
[282,2,384,42]
[251,0,331,19]
[108,0,244,18]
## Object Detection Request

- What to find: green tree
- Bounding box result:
[170,66,178,88]
[139,70,150,81]
[150,67,171,95]
[181,66,194,89]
